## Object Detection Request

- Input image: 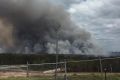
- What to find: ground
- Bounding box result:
[0,72,120,80]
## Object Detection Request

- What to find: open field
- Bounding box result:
[0,77,52,80]
[0,72,120,80]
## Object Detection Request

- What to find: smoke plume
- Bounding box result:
[0,18,14,47]
[0,0,99,55]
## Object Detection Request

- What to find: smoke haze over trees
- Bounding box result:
[0,0,102,55]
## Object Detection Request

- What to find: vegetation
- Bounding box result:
[69,73,120,80]
[0,53,120,72]
[0,73,120,80]
[0,53,97,64]
[0,77,51,80]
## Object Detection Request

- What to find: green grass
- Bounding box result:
[0,77,53,80]
[68,73,120,80]
[0,73,120,80]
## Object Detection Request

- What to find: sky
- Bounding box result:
[50,0,120,52]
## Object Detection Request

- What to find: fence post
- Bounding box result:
[104,68,107,80]
[110,64,112,73]
[26,61,29,77]
[99,57,103,79]
[99,57,103,73]
[64,59,67,80]
[55,62,57,80]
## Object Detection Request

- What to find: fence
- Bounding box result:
[0,61,67,80]
[27,61,66,80]
[66,57,120,80]
[0,57,120,80]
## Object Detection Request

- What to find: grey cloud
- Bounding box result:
[97,0,120,19]
[67,0,120,53]
[50,0,85,8]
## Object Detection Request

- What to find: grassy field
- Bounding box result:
[0,77,52,80]
[0,73,120,80]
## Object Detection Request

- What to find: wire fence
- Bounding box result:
[66,57,120,80]
[0,57,120,80]
[0,62,66,80]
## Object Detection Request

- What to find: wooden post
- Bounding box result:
[26,61,29,77]
[110,64,112,73]
[64,59,67,80]
[99,57,103,74]
[104,68,107,80]
[99,57,103,80]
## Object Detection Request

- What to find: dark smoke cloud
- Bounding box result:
[0,0,99,55]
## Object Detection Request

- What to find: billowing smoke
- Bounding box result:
[0,0,99,55]
[0,19,14,47]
